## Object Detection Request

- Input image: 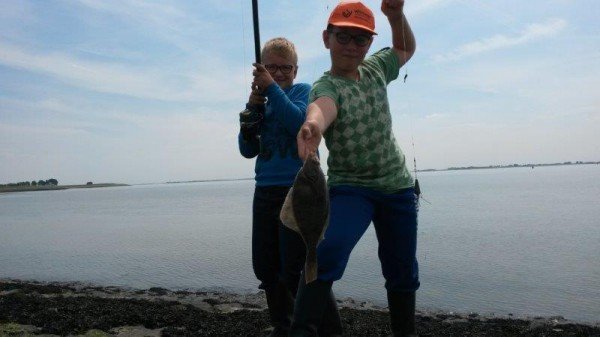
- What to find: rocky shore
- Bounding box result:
[1,280,598,337]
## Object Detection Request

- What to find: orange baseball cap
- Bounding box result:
[327,1,377,35]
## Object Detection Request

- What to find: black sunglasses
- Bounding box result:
[264,64,295,74]
[331,31,372,47]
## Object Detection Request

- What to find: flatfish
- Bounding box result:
[280,154,329,283]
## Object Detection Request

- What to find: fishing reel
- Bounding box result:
[239,103,265,141]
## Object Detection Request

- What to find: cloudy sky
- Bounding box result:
[1,0,598,185]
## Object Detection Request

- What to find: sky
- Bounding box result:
[1,0,598,185]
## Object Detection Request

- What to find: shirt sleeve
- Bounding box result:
[364,47,400,84]
[309,76,339,106]
[265,82,310,136]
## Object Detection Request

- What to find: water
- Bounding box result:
[1,165,599,323]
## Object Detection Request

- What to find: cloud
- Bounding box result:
[75,0,185,19]
[0,41,167,99]
[0,41,247,104]
[406,0,452,16]
[433,18,567,63]
[445,49,598,110]
[425,113,447,120]
[0,109,249,184]
[73,0,207,51]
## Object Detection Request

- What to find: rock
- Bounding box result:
[111,326,162,337]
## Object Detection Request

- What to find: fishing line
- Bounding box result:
[309,2,333,85]
[400,10,415,185]
[240,0,249,99]
[401,13,408,83]
[400,8,429,204]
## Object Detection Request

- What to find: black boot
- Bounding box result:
[317,289,343,337]
[264,281,295,336]
[289,279,334,337]
[387,290,417,337]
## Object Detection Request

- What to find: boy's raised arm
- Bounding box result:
[297,96,337,161]
[382,0,416,67]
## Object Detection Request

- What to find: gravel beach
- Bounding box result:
[1,280,598,337]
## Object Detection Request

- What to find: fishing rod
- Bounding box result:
[239,0,265,142]
[251,0,261,64]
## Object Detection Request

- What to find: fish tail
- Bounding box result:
[304,249,318,284]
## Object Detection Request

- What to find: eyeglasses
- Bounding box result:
[331,31,372,47]
[264,64,295,74]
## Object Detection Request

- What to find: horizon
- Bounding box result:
[1,0,599,185]
[3,159,597,186]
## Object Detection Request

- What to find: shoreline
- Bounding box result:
[1,279,598,336]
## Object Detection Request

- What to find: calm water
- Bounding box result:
[1,165,599,323]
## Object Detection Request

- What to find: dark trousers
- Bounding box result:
[252,185,306,294]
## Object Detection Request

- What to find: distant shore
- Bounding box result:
[3,162,596,191]
[442,160,599,172]
[166,178,253,184]
[165,161,599,185]
[0,183,128,194]
[1,279,598,336]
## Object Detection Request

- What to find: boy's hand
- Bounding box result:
[248,84,266,105]
[381,0,404,20]
[252,63,275,94]
[297,120,321,161]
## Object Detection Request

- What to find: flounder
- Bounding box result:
[280,154,329,283]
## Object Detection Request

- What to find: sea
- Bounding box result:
[1,164,599,323]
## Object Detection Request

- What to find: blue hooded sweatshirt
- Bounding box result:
[238,82,310,187]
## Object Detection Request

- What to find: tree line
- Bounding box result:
[0,178,59,187]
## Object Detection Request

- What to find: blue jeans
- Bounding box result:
[252,186,306,294]
[317,185,420,292]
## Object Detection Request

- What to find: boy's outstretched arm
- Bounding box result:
[297,97,337,161]
[382,0,416,67]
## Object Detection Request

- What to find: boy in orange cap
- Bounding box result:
[291,1,418,336]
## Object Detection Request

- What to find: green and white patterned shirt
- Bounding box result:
[310,48,413,193]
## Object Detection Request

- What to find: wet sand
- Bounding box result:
[1,279,598,336]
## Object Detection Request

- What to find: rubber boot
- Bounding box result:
[264,281,294,337]
[387,290,417,337]
[317,289,343,337]
[289,279,334,337]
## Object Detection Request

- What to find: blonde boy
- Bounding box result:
[238,37,341,336]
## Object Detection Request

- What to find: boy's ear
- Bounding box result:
[322,30,330,49]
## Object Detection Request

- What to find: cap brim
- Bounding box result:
[330,23,377,35]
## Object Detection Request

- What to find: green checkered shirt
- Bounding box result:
[310,48,413,193]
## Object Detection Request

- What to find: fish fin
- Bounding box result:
[304,249,318,284]
[280,188,300,233]
[318,215,330,243]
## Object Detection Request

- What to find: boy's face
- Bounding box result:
[263,52,297,90]
[323,26,373,74]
